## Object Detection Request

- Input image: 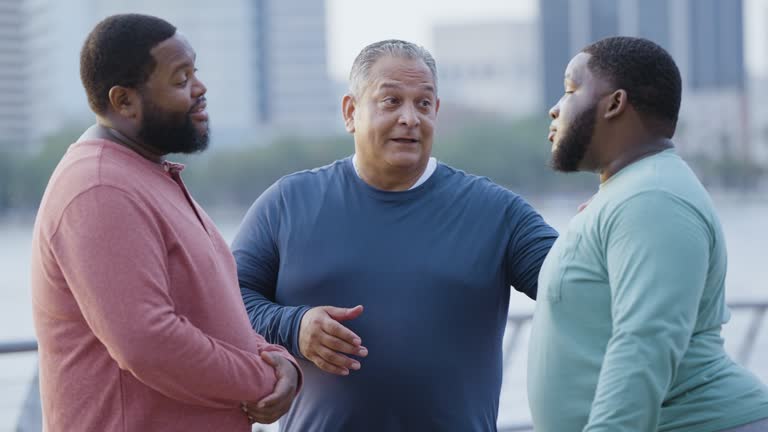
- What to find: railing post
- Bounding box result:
[736,304,768,367]
[503,318,525,374]
[15,368,41,432]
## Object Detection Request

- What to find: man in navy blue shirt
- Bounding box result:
[233,39,558,431]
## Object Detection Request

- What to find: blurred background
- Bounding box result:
[1,0,767,430]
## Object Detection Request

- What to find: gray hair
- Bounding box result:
[348,39,438,97]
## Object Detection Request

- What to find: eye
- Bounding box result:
[383,97,399,106]
[176,69,198,87]
[419,99,433,108]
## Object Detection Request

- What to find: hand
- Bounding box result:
[577,195,594,213]
[298,305,368,375]
[241,352,299,424]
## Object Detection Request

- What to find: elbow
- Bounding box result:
[110,336,167,375]
[103,316,181,376]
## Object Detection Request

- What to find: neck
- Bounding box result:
[95,119,165,164]
[355,158,426,191]
[599,137,673,183]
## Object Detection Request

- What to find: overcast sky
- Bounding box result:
[327,0,767,80]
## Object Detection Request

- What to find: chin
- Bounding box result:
[194,122,209,135]
[386,152,424,169]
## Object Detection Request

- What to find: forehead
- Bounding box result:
[564,52,594,83]
[367,55,435,92]
[149,33,195,72]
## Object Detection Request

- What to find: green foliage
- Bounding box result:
[0,149,14,212]
[433,116,596,195]
[2,118,764,215]
[688,153,766,190]
[179,134,354,206]
[10,128,81,212]
[178,116,598,209]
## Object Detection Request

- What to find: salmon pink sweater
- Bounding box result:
[31,138,297,431]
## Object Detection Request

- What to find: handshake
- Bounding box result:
[241,351,300,424]
[241,304,365,424]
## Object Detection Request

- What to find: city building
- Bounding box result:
[432,19,540,118]
[539,0,748,162]
[0,0,30,151]
[5,0,339,151]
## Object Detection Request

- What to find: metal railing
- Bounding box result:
[498,425,534,432]
[728,301,768,365]
[2,301,767,432]
[503,301,768,371]
[0,339,37,354]
[496,301,768,432]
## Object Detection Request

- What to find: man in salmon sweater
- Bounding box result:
[30,14,300,431]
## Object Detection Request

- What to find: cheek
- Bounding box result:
[157,89,193,111]
[559,96,590,126]
[556,107,575,132]
[420,116,436,133]
[368,111,397,134]
[558,99,573,119]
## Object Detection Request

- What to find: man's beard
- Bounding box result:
[137,96,209,155]
[550,104,597,172]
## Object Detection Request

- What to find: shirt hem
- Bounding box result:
[661,408,768,432]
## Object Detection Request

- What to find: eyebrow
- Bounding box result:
[169,52,197,75]
[378,82,436,94]
[171,62,193,74]
[564,75,578,86]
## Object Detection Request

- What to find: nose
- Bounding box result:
[398,104,420,127]
[549,101,560,120]
[192,76,207,98]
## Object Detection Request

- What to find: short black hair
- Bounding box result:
[80,14,176,115]
[582,36,682,137]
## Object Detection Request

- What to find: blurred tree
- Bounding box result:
[1,118,763,216]
[9,127,82,212]
[0,149,16,212]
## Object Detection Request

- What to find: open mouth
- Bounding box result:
[189,100,208,122]
[391,138,419,144]
[547,126,557,143]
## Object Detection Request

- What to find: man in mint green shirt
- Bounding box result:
[528,36,768,432]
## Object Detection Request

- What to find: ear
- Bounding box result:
[434,97,440,116]
[341,94,356,134]
[604,89,627,120]
[107,86,140,119]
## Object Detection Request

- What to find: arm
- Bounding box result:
[53,186,279,408]
[243,351,300,425]
[505,195,559,299]
[231,181,311,358]
[584,191,710,431]
[232,182,367,376]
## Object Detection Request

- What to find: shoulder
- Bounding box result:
[37,140,176,239]
[603,152,713,224]
[248,157,350,212]
[603,189,712,245]
[436,162,525,206]
[274,157,350,192]
[40,140,147,215]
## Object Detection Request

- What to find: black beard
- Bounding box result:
[550,104,597,172]
[137,97,209,155]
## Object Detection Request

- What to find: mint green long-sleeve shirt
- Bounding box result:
[528,149,768,432]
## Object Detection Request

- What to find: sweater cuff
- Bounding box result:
[290,306,312,360]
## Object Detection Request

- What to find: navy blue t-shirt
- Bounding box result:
[232,157,557,431]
